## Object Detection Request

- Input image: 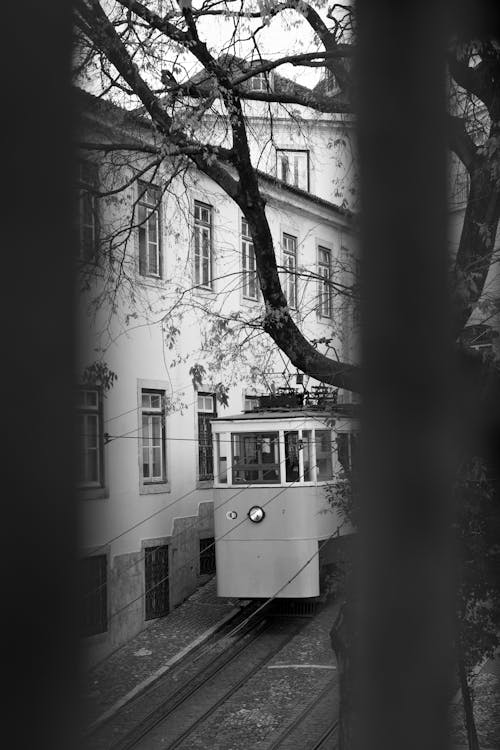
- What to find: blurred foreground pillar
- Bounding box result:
[356,2,455,749]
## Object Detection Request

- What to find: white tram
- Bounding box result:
[211,406,356,599]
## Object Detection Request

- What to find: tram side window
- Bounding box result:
[232,432,280,483]
[302,429,313,481]
[338,432,358,473]
[285,431,299,482]
[216,433,228,483]
[316,429,333,480]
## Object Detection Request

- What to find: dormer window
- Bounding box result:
[325,68,337,93]
[249,70,273,92]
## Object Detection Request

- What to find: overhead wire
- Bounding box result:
[101,456,340,627]
[82,415,342,606]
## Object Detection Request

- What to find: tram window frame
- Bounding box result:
[232,431,280,484]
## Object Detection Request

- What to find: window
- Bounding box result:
[199,537,216,575]
[198,392,217,480]
[77,387,103,487]
[248,70,272,91]
[337,432,358,473]
[141,389,166,483]
[145,545,169,620]
[276,149,309,191]
[241,218,259,300]
[316,429,333,480]
[77,160,98,261]
[138,181,161,278]
[80,555,107,637]
[244,394,260,412]
[318,246,332,318]
[283,232,297,309]
[194,201,213,289]
[232,432,280,484]
[325,68,337,92]
[285,431,300,482]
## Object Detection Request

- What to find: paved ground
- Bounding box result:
[81,577,242,734]
[81,577,499,749]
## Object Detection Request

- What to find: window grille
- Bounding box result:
[198,393,217,480]
[145,545,169,620]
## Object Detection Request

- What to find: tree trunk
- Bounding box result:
[458,654,480,750]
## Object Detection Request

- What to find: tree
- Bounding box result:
[74,2,499,390]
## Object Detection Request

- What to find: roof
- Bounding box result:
[182,54,314,102]
[212,409,331,422]
[212,404,359,422]
[75,87,355,221]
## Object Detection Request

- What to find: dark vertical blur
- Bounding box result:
[2,3,79,749]
[356,1,455,749]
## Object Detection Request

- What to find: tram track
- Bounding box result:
[105,611,309,750]
[266,677,338,750]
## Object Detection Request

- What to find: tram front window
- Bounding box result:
[232,432,280,483]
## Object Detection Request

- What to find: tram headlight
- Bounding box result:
[248,506,265,523]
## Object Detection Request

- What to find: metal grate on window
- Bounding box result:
[145,545,169,620]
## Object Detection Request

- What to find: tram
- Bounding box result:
[211,399,357,599]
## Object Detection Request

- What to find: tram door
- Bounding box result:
[145,545,169,620]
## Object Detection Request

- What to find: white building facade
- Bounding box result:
[77,91,358,665]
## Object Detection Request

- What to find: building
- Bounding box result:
[76,87,359,666]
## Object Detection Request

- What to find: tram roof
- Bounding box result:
[212,404,358,423]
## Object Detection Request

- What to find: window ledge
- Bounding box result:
[137,274,164,288]
[78,486,109,500]
[140,482,171,496]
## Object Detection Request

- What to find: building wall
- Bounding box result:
[77,100,357,665]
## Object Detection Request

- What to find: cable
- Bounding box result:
[84,414,333,556]
[81,414,337,611]
[82,418,343,605]
[103,457,324,624]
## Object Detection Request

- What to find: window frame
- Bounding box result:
[241,217,259,301]
[137,380,170,494]
[318,245,333,318]
[141,388,166,485]
[248,70,273,92]
[138,180,162,279]
[194,200,213,290]
[232,431,281,485]
[282,232,298,309]
[77,159,99,262]
[276,149,310,191]
[77,386,104,489]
